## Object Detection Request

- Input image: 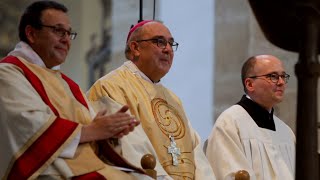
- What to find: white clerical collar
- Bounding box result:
[8,41,60,70]
[245,94,251,100]
[124,61,161,84]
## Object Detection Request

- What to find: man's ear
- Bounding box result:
[129,41,140,57]
[25,25,36,44]
[245,78,254,92]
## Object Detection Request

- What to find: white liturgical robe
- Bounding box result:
[206,96,295,180]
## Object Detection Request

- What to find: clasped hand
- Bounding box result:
[80,105,140,143]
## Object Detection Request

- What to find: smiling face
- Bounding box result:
[245,55,287,110]
[129,22,174,82]
[26,8,71,68]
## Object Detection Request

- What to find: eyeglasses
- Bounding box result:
[248,73,290,84]
[136,38,179,51]
[40,24,77,40]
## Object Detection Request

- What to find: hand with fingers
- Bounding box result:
[80,105,140,143]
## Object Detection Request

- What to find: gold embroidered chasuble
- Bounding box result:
[88,62,197,179]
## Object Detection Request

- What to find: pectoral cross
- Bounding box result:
[167,135,181,166]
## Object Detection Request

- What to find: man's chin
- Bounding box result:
[160,70,170,78]
[56,56,66,64]
[274,96,284,103]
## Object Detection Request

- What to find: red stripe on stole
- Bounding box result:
[1,56,60,116]
[61,73,89,110]
[7,118,78,180]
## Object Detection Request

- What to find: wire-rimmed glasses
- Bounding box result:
[136,38,179,51]
[248,73,290,84]
[40,24,77,40]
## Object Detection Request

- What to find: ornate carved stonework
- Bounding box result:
[85,0,112,88]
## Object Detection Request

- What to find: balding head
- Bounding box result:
[241,55,283,93]
[241,55,287,110]
[125,20,160,60]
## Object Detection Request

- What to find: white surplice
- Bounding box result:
[206,105,295,180]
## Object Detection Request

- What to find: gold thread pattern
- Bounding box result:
[151,98,185,139]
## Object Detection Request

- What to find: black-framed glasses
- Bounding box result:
[136,38,179,51]
[40,24,77,40]
[248,73,290,84]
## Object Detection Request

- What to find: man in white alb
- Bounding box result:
[206,55,295,180]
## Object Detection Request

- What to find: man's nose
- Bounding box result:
[60,33,71,44]
[277,76,286,85]
[163,43,173,52]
